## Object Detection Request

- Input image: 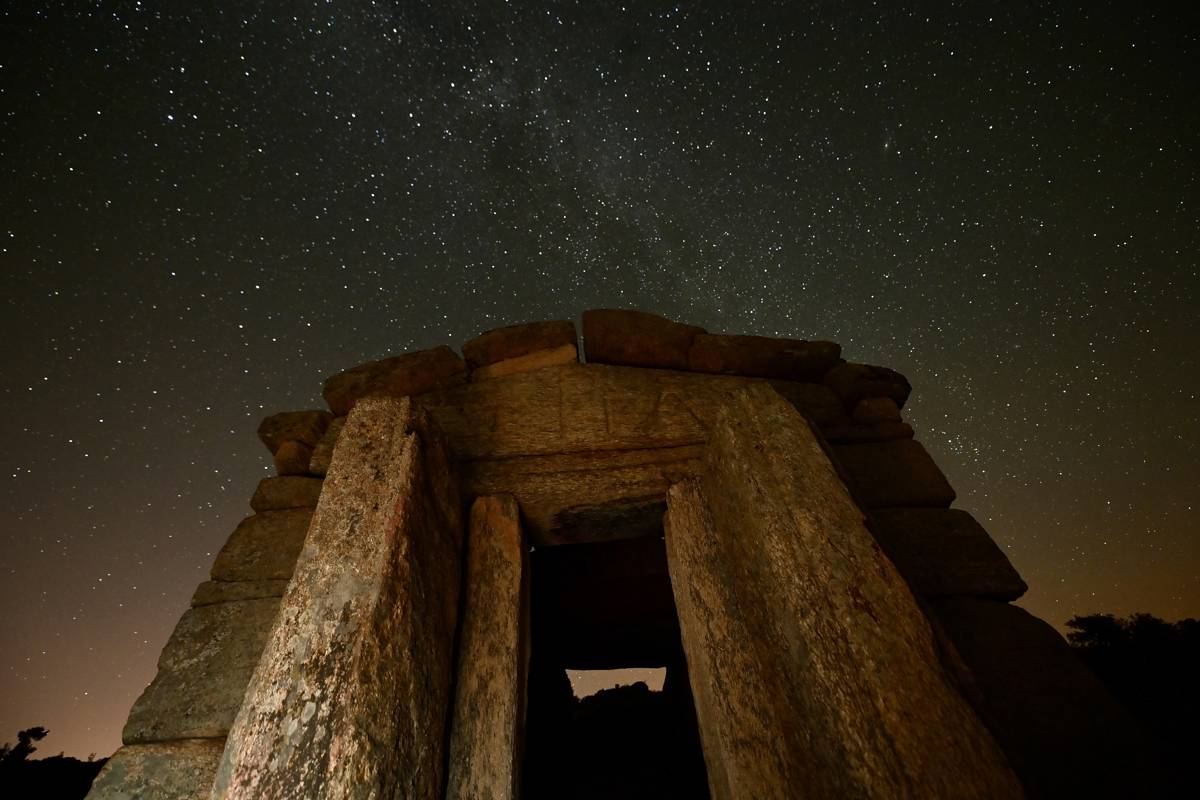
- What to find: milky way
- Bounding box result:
[1,2,1196,757]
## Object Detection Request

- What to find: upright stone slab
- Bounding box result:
[212,396,464,800]
[664,384,1023,800]
[445,495,529,800]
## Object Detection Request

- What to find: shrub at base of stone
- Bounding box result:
[210,509,313,582]
[463,319,578,368]
[832,439,956,508]
[272,440,313,475]
[582,308,706,370]
[250,475,323,511]
[86,739,225,800]
[122,597,283,743]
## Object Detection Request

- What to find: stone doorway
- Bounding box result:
[522,535,711,800]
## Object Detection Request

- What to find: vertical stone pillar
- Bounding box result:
[445,494,529,800]
[664,384,1024,800]
[212,396,464,800]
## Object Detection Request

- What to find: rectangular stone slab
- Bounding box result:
[664,384,1022,799]
[462,445,703,545]
[85,739,224,800]
[445,495,529,800]
[870,508,1028,600]
[831,438,957,508]
[213,396,464,800]
[418,361,845,461]
[122,597,282,743]
[210,509,313,582]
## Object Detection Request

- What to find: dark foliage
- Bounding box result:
[0,728,106,800]
[1067,613,1200,778]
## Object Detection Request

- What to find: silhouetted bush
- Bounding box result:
[0,727,106,799]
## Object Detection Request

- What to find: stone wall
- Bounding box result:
[89,309,1157,799]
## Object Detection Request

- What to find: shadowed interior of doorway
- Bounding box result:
[522,535,711,800]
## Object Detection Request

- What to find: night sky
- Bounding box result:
[2,1,1197,759]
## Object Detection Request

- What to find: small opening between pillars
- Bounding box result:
[523,533,711,800]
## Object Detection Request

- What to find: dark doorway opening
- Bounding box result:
[522,535,710,800]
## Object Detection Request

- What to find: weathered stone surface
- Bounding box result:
[271,440,313,476]
[123,597,282,743]
[249,475,323,511]
[664,385,1022,800]
[256,410,333,454]
[582,309,706,369]
[86,739,224,800]
[418,361,843,461]
[191,579,288,607]
[687,333,842,382]
[462,445,703,546]
[446,495,528,800]
[471,343,578,381]
[853,395,902,422]
[824,361,913,410]
[210,509,312,582]
[463,319,577,368]
[306,415,345,476]
[821,419,914,443]
[870,509,1028,600]
[832,439,957,508]
[214,396,464,800]
[322,345,466,415]
[931,597,1165,798]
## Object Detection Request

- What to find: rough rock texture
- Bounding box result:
[853,396,902,422]
[272,440,313,476]
[462,446,703,545]
[823,362,913,410]
[191,579,288,607]
[463,319,577,368]
[446,495,528,800]
[85,739,224,800]
[321,345,466,415]
[931,597,1166,798]
[306,415,345,476]
[256,410,333,453]
[471,343,578,381]
[210,509,313,582]
[213,396,464,800]
[582,309,706,370]
[664,385,1022,800]
[832,439,957,508]
[871,509,1028,600]
[122,597,283,743]
[249,476,323,511]
[418,362,843,460]
[687,333,842,382]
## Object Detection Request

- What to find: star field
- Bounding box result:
[1,2,1197,758]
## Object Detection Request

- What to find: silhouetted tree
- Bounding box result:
[0,726,48,764]
[0,727,107,799]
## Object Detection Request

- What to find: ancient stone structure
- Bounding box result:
[88,310,1160,799]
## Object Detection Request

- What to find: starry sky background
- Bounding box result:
[2,1,1197,759]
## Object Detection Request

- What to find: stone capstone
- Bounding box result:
[832,439,957,508]
[213,396,464,800]
[446,495,528,800]
[664,384,1022,800]
[307,415,345,476]
[686,333,842,382]
[463,319,577,369]
[256,410,333,454]
[122,597,283,743]
[470,343,578,381]
[582,309,706,370]
[272,440,313,476]
[870,508,1028,600]
[321,345,466,415]
[823,362,913,410]
[85,739,225,800]
[210,509,313,582]
[249,475,324,511]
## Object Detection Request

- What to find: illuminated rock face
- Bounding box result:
[91,311,1151,800]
